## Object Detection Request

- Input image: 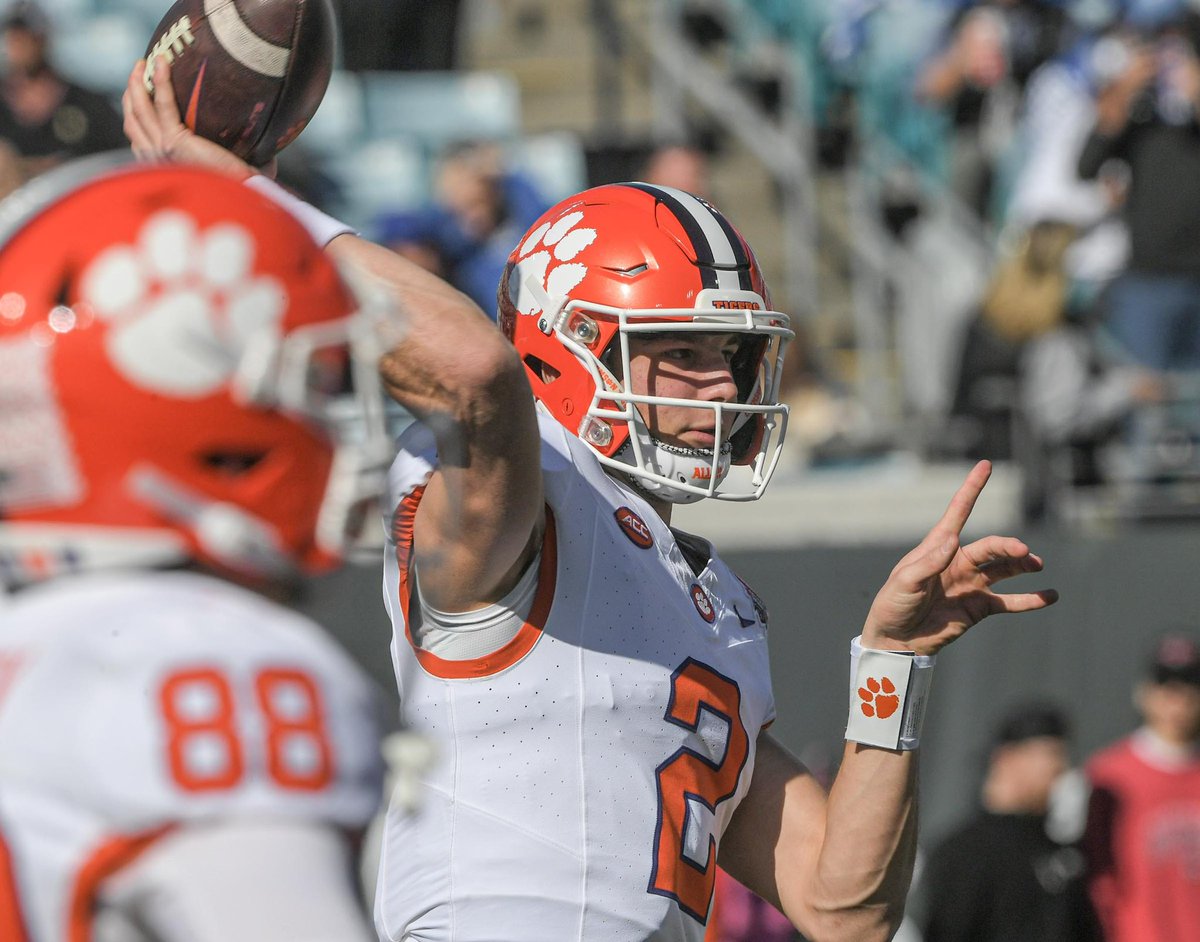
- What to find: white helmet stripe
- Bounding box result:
[625,183,751,291]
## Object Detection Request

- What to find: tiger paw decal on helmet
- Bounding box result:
[507,209,597,318]
[81,209,285,397]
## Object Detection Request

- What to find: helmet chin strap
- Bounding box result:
[613,420,733,505]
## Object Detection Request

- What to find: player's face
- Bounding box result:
[1003,736,1069,812]
[2,29,44,75]
[626,332,740,450]
[1139,681,1200,745]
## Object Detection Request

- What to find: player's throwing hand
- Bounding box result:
[123,59,257,178]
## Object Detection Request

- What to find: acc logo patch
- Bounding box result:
[615,506,653,549]
[691,584,716,623]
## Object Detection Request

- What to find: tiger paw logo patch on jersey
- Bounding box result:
[615,506,653,549]
[81,209,285,397]
[691,584,716,623]
[858,676,900,719]
[507,209,598,318]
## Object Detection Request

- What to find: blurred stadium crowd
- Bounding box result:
[5,0,1200,523]
[2,1,1200,941]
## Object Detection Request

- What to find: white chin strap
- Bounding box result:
[613,427,733,505]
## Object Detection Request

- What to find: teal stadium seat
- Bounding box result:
[50,12,147,94]
[301,69,367,156]
[36,0,99,21]
[360,70,521,153]
[321,136,427,231]
[508,131,587,203]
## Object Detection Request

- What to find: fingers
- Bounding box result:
[960,535,1039,576]
[937,460,991,538]
[123,61,157,158]
[122,59,188,161]
[988,587,1060,615]
[150,57,186,139]
[889,533,960,595]
[903,461,993,565]
[960,534,1058,614]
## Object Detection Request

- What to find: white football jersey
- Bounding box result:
[0,571,384,942]
[377,410,776,942]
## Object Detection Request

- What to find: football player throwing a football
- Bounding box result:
[123,58,1057,942]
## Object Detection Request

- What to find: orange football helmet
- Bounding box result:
[0,157,396,584]
[498,183,792,503]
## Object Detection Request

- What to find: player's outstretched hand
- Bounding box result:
[861,460,1057,656]
[122,59,257,180]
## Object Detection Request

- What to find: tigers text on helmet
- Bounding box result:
[0,156,399,585]
[498,183,793,504]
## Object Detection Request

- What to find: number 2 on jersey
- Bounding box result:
[650,658,750,923]
[159,666,333,793]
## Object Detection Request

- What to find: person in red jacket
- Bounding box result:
[1083,633,1200,942]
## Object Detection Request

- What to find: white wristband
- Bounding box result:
[244,175,355,247]
[845,636,936,751]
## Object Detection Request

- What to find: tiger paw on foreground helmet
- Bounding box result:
[0,156,397,585]
[497,182,794,504]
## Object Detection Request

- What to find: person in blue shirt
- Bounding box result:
[373,140,549,319]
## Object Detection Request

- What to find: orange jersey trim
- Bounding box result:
[69,827,173,942]
[393,486,557,679]
[0,826,31,942]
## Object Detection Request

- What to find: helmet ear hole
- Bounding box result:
[523,354,560,384]
[201,450,268,477]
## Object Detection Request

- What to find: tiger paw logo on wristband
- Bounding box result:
[858,676,900,719]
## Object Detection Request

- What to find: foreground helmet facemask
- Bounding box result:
[499,183,793,503]
[0,155,400,586]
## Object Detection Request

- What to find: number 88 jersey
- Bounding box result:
[0,571,384,942]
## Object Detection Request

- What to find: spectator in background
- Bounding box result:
[915,704,1099,942]
[917,0,1068,222]
[639,140,713,197]
[1077,14,1200,372]
[1083,633,1200,942]
[373,141,548,318]
[1018,290,1167,517]
[0,2,124,177]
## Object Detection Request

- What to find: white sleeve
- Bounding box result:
[95,819,375,942]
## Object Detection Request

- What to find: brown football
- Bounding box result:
[143,0,336,166]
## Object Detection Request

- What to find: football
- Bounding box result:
[143,0,336,166]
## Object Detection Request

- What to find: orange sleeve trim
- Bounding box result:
[392,486,557,679]
[0,827,31,942]
[69,826,174,942]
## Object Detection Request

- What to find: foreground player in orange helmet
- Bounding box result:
[124,57,1058,942]
[0,159,393,942]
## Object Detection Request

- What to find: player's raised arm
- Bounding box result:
[720,461,1058,942]
[123,57,545,611]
